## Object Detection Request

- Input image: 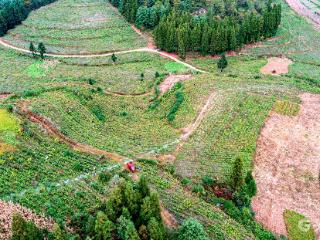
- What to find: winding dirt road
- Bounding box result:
[0,38,206,73]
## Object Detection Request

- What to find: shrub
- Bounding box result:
[177,218,209,240]
[98,172,112,183]
[191,184,205,195]
[88,78,96,85]
[137,158,157,166]
[244,171,257,197]
[167,91,184,122]
[181,177,191,186]
[231,157,244,191]
[12,213,44,240]
[201,175,215,187]
[72,162,84,172]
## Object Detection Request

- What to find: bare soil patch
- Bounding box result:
[252,93,320,237]
[160,205,178,228]
[0,200,55,240]
[159,75,191,95]
[0,93,12,100]
[260,57,292,75]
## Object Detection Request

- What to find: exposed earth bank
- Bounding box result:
[252,93,320,237]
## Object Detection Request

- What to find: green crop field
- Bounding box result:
[0,0,319,239]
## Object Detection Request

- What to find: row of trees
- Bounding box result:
[0,0,57,36]
[154,3,281,58]
[11,176,210,239]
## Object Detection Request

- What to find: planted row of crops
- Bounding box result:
[176,91,274,185]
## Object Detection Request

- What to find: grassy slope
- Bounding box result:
[3,0,146,54]
[0,48,188,94]
[284,210,316,240]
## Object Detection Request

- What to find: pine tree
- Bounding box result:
[95,211,114,240]
[117,216,140,240]
[231,157,244,191]
[38,42,46,60]
[147,217,166,240]
[138,175,150,198]
[217,53,228,72]
[52,223,64,240]
[29,42,36,57]
[244,171,257,197]
[200,24,210,55]
[111,53,117,63]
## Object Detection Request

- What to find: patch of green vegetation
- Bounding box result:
[274,100,300,116]
[165,62,188,74]
[26,61,46,78]
[284,210,316,240]
[0,109,20,147]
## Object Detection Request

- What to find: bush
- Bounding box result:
[231,157,244,191]
[191,184,205,195]
[181,177,191,186]
[167,91,184,122]
[201,175,215,187]
[177,218,209,240]
[98,172,112,183]
[73,162,84,172]
[12,213,44,240]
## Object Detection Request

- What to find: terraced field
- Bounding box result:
[0,0,320,239]
[2,0,146,54]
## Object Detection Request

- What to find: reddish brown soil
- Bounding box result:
[18,102,124,162]
[0,200,55,240]
[260,57,293,75]
[252,93,320,237]
[160,205,178,228]
[131,25,156,49]
[0,93,12,100]
[159,75,191,95]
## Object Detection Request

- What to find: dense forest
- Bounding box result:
[109,0,282,58]
[0,0,57,36]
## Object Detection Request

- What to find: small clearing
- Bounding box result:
[252,93,320,237]
[0,200,55,240]
[159,75,191,95]
[260,57,292,75]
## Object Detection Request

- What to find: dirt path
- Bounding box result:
[179,92,216,143]
[260,57,293,75]
[252,93,320,237]
[285,0,320,29]
[0,200,55,240]
[0,38,206,73]
[18,102,125,162]
[159,75,192,95]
